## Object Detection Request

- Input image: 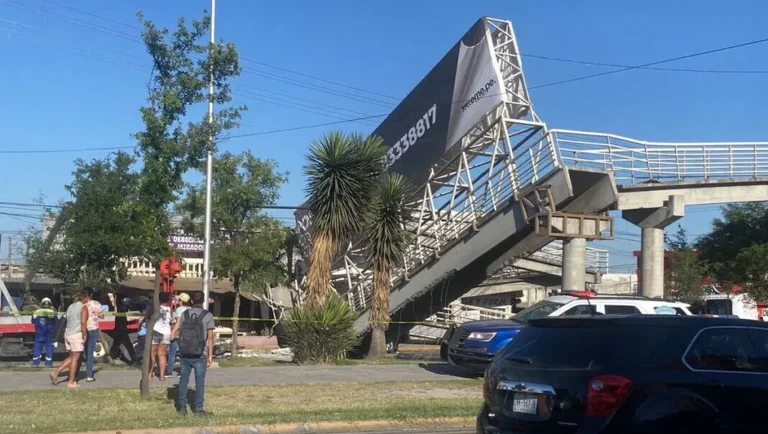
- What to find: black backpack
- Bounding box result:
[179,309,210,357]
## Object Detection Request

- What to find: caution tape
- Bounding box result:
[2,310,463,327]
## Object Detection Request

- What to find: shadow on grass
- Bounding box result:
[166,384,198,411]
[417,362,482,379]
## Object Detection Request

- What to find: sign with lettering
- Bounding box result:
[462,291,523,308]
[167,231,205,252]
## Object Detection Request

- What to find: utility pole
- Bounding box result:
[201,0,216,310]
[6,236,12,275]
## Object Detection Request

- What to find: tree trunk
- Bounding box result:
[140,267,161,398]
[305,229,335,308]
[231,274,241,359]
[367,265,390,359]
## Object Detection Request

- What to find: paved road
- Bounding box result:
[0,363,472,392]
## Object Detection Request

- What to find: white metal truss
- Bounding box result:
[332,18,564,312]
[299,16,768,315]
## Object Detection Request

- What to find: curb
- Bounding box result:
[57,417,475,434]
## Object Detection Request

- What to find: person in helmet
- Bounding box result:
[31,298,57,367]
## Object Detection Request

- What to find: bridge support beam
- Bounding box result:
[622,195,685,298]
[562,238,586,291]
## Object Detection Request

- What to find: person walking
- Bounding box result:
[82,289,104,382]
[31,298,57,367]
[165,293,190,378]
[148,292,173,381]
[172,291,214,416]
[49,291,87,388]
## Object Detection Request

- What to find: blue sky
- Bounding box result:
[1,0,766,272]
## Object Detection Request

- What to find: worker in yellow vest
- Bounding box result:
[32,298,57,367]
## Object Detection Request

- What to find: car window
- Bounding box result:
[685,328,762,373]
[747,329,768,373]
[604,305,641,315]
[562,305,597,316]
[674,308,687,316]
[511,300,564,324]
[496,323,668,370]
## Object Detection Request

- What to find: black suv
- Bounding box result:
[478,315,767,433]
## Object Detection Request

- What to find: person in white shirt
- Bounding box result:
[165,292,191,378]
[148,292,173,381]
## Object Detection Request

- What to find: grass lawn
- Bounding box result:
[0,381,483,434]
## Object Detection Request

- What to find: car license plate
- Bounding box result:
[512,393,537,414]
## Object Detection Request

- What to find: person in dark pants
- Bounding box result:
[171,291,214,416]
[31,298,57,367]
[166,293,191,378]
[110,297,136,364]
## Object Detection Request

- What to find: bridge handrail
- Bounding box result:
[553,129,768,184]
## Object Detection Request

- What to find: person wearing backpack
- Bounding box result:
[171,291,214,416]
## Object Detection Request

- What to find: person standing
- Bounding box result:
[165,293,190,378]
[31,298,57,367]
[148,292,173,381]
[172,291,214,416]
[82,289,104,382]
[49,291,87,388]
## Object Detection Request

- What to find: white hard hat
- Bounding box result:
[41,297,52,304]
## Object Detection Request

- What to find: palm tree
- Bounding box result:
[304,131,386,308]
[365,173,411,358]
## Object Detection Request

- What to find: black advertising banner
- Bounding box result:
[376,17,507,182]
[296,17,509,241]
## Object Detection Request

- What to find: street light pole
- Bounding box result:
[202,0,216,310]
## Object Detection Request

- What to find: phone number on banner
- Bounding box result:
[385,104,437,169]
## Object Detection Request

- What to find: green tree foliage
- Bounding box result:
[178,151,288,357]
[131,10,242,396]
[283,293,359,364]
[134,11,244,259]
[303,132,386,307]
[663,225,705,306]
[364,173,412,358]
[697,203,768,301]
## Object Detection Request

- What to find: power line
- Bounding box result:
[41,0,140,30]
[224,114,388,140]
[0,145,134,155]
[240,57,399,101]
[529,36,768,90]
[1,0,143,43]
[523,53,768,74]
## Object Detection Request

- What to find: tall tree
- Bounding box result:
[664,225,704,306]
[178,151,288,357]
[364,173,411,358]
[33,152,152,289]
[134,10,243,397]
[697,203,768,301]
[303,132,386,307]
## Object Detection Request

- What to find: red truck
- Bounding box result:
[0,285,141,362]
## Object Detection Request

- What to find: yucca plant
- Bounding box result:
[283,293,360,363]
[364,173,412,358]
[303,131,386,308]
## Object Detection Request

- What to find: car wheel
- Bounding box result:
[94,333,113,363]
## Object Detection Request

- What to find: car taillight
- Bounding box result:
[585,375,632,417]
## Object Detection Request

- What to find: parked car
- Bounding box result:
[477,315,768,433]
[441,295,692,374]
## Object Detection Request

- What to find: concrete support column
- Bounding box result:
[622,194,685,299]
[640,227,665,298]
[562,237,586,291]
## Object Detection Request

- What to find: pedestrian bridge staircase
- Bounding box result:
[296,17,768,341]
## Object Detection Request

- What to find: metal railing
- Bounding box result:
[529,240,609,273]
[554,129,768,184]
[335,18,560,313]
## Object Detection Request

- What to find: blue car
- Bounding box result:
[440,298,566,374]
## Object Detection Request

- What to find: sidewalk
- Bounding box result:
[57,418,475,434]
[0,363,468,392]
